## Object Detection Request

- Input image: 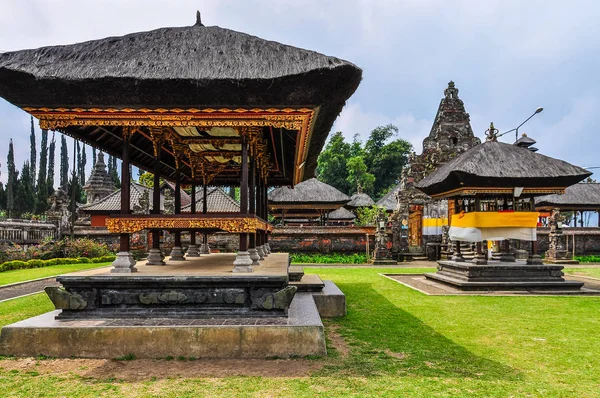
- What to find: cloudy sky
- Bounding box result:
[0,0,598,184]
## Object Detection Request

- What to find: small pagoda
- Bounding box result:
[415,125,591,290]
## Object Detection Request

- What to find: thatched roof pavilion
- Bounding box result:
[346,193,375,208]
[268,178,349,221]
[328,207,356,222]
[0,12,361,186]
[416,141,591,198]
[536,183,600,210]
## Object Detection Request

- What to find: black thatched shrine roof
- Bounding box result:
[415,141,591,197]
[535,183,600,210]
[346,192,375,208]
[269,178,349,205]
[0,13,362,186]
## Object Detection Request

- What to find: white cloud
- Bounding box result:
[331,102,432,151]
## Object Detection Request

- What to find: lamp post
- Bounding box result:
[498,107,544,142]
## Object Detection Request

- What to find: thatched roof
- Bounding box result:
[536,183,600,209]
[347,192,375,208]
[182,187,240,213]
[377,185,400,211]
[328,207,356,220]
[415,141,591,196]
[268,178,349,204]
[0,14,362,184]
[80,182,156,213]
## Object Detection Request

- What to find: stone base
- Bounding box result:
[264,243,271,254]
[425,260,584,291]
[289,266,305,282]
[248,248,260,266]
[146,249,165,266]
[169,246,186,261]
[257,245,265,260]
[545,258,580,265]
[373,259,397,265]
[232,251,253,273]
[186,245,200,258]
[0,293,326,359]
[290,274,325,292]
[200,243,211,254]
[312,280,346,317]
[110,252,137,273]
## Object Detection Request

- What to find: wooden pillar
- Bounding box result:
[112,127,137,272]
[169,165,186,261]
[119,128,131,253]
[151,136,162,250]
[239,134,249,252]
[190,181,196,245]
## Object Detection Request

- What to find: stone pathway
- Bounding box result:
[0,278,60,302]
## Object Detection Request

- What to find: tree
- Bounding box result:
[0,182,6,211]
[138,171,156,188]
[363,124,412,199]
[6,140,16,217]
[108,155,120,187]
[346,156,375,195]
[60,135,69,188]
[47,133,56,196]
[29,116,36,188]
[35,129,49,214]
[316,132,352,194]
[80,143,87,186]
[16,161,36,216]
[92,147,97,167]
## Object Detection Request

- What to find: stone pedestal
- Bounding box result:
[425,260,584,291]
[169,246,186,261]
[200,243,211,254]
[111,252,137,273]
[232,251,253,273]
[186,245,200,258]
[499,252,516,262]
[257,245,265,260]
[264,243,271,254]
[248,248,260,266]
[146,248,165,266]
[526,255,544,265]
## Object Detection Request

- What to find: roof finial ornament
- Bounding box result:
[195,10,204,27]
[485,122,499,142]
[444,80,459,99]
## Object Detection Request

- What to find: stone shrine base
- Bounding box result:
[424,260,584,291]
[0,293,326,359]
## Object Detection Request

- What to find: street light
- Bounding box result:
[497,107,544,142]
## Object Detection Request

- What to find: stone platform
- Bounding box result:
[425,260,584,291]
[0,293,326,359]
[46,253,296,319]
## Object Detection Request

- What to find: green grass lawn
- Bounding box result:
[564,267,600,279]
[0,262,111,286]
[1,267,600,397]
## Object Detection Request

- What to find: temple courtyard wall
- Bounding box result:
[269,226,376,253]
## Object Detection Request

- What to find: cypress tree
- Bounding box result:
[6,139,16,217]
[47,133,56,195]
[29,116,36,188]
[60,135,69,188]
[0,182,6,211]
[35,129,49,214]
[16,161,36,216]
[92,147,97,167]
[80,143,87,186]
[109,156,120,187]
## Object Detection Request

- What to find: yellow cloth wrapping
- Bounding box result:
[450,212,539,229]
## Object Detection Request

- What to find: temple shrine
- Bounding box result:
[415,125,591,290]
[0,13,361,358]
[390,81,481,258]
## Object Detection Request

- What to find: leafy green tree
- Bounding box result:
[47,133,56,196]
[0,182,6,211]
[363,124,412,199]
[92,147,97,167]
[108,155,120,187]
[59,135,69,189]
[355,205,384,226]
[346,156,375,195]
[29,116,36,188]
[316,132,352,194]
[138,171,156,188]
[80,143,87,186]
[6,139,16,217]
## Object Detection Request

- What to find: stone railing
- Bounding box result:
[0,219,58,245]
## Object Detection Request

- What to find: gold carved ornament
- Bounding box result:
[105,216,271,234]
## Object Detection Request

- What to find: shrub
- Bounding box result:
[77,257,91,264]
[0,260,27,272]
[290,252,368,264]
[27,259,45,268]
